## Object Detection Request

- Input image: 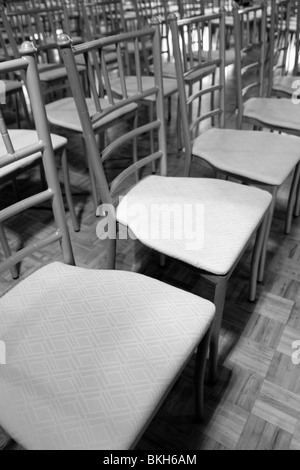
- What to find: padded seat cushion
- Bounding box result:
[192,128,300,186]
[243,97,300,133]
[0,130,67,178]
[117,175,272,275]
[46,97,137,132]
[0,262,215,450]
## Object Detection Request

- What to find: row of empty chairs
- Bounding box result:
[0,0,299,450]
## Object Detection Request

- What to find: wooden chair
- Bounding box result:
[0,41,216,450]
[169,7,300,292]
[57,20,272,382]
[233,0,300,272]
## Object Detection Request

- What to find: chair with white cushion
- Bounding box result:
[233,0,300,275]
[267,0,296,98]
[0,41,215,450]
[57,20,272,382]
[169,6,300,284]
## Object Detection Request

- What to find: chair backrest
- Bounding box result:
[169,7,226,175]
[232,0,267,129]
[131,0,172,61]
[177,0,205,18]
[268,0,292,95]
[57,19,167,214]
[81,0,128,41]
[0,0,73,61]
[291,0,300,75]
[0,41,74,275]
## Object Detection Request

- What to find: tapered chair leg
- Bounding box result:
[194,326,212,421]
[106,235,117,270]
[209,275,228,383]
[293,168,300,218]
[285,162,300,234]
[249,209,270,299]
[0,223,18,279]
[258,189,277,283]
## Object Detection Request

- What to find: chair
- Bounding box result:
[57,20,272,382]
[0,41,216,450]
[268,0,299,98]
[0,1,85,101]
[169,7,300,285]
[83,0,178,119]
[131,0,172,64]
[233,0,300,136]
[45,17,139,213]
[233,0,300,272]
[0,19,32,128]
[80,0,131,71]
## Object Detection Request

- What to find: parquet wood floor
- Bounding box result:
[0,60,299,450]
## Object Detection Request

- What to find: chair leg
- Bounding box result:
[209,275,228,383]
[61,148,80,232]
[194,326,212,421]
[106,236,116,270]
[285,162,300,234]
[0,223,18,279]
[257,188,277,284]
[295,176,300,217]
[249,208,270,299]
[19,87,33,128]
[39,161,47,190]
[167,95,172,123]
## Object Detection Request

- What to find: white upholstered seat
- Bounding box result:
[46,97,137,133]
[192,129,300,187]
[243,97,300,135]
[0,261,215,450]
[0,130,67,178]
[117,175,272,276]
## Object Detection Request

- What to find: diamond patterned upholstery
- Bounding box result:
[0,262,215,450]
[117,175,273,276]
[193,129,300,186]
